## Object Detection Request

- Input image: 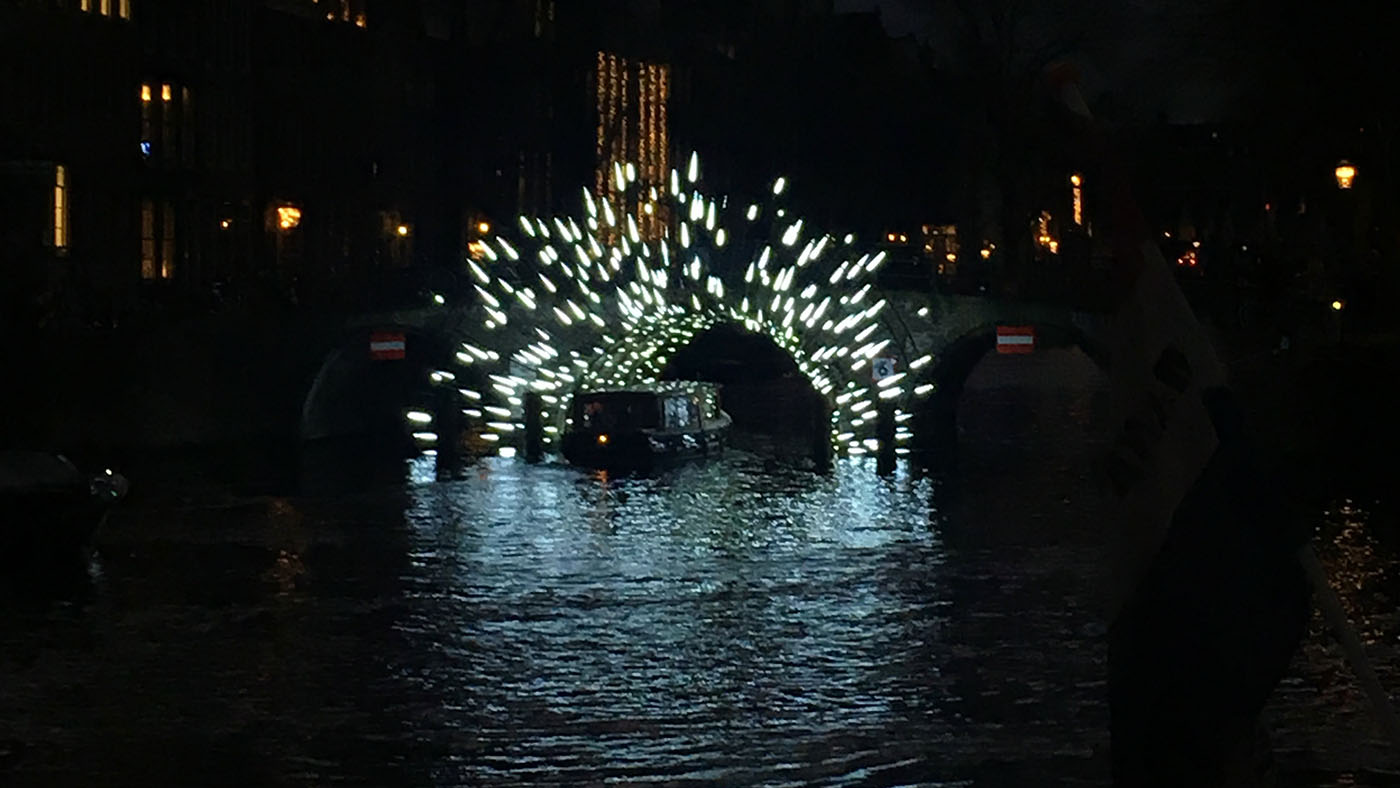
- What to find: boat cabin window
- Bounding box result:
[576,394,659,430]
[662,396,700,430]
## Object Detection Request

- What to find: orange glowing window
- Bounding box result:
[53,165,68,251]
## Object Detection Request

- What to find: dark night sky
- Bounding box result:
[834,0,1250,124]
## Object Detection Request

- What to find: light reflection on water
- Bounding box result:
[1,350,1398,786]
[1267,497,1400,778]
[385,452,1112,787]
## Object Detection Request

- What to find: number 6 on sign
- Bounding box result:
[871,357,897,381]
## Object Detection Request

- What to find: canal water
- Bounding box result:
[2,349,1397,786]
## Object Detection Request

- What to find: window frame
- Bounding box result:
[52,164,69,253]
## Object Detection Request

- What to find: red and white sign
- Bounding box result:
[996,325,1035,354]
[369,331,406,360]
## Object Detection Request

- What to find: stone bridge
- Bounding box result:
[301,155,1115,466]
[303,287,1111,467]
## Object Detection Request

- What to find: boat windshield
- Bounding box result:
[576,394,659,430]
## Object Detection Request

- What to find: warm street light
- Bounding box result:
[397,224,410,237]
[1335,161,1357,189]
[477,221,491,234]
[276,205,301,231]
[1332,299,1345,311]
[219,218,231,230]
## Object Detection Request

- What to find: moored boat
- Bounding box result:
[0,452,128,569]
[561,382,731,469]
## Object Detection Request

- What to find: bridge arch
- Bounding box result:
[907,318,1111,469]
[478,312,840,461]
[300,323,469,450]
[660,321,828,455]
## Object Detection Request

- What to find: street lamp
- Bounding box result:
[477,221,491,235]
[276,205,301,231]
[1335,160,1357,189]
[397,224,410,237]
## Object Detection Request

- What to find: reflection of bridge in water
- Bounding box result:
[301,156,1113,470]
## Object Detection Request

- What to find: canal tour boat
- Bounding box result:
[561,382,731,469]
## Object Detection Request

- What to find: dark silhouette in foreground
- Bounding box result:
[1109,388,1312,785]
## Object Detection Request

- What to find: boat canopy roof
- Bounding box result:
[575,380,719,398]
[0,452,82,492]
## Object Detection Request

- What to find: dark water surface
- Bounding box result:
[3,350,1398,786]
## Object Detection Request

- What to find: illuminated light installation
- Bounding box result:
[596,52,670,242]
[1070,173,1083,225]
[410,154,914,458]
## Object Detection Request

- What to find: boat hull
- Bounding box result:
[562,426,728,470]
[0,490,114,569]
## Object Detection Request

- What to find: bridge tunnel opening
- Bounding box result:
[300,329,468,460]
[660,322,827,461]
[912,325,1112,478]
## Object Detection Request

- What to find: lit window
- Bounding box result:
[53,165,69,251]
[119,0,130,19]
[81,0,92,11]
[161,85,174,164]
[161,201,176,279]
[136,199,181,281]
[100,0,111,16]
[141,200,156,279]
[140,84,153,157]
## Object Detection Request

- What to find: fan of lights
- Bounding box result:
[406,153,925,458]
